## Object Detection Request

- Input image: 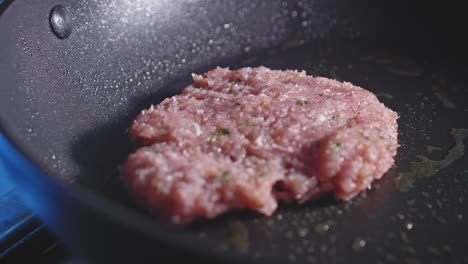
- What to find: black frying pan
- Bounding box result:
[1,0,468,263]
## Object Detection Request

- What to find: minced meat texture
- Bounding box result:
[122,67,398,225]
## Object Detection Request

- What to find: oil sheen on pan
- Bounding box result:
[122,67,399,225]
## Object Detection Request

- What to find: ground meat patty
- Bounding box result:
[123,67,398,225]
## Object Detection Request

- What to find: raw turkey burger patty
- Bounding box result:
[123,67,398,225]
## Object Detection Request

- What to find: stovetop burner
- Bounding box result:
[0,172,81,263]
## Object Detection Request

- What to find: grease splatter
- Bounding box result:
[395,128,468,192]
[361,53,422,76]
[282,37,305,48]
[434,90,456,109]
[384,60,423,77]
[400,231,411,243]
[375,93,394,100]
[426,145,442,154]
[226,221,249,254]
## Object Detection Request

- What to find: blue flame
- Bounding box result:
[0,157,14,196]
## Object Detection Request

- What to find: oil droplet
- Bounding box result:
[404,257,421,264]
[427,247,442,256]
[297,227,309,237]
[442,244,452,252]
[289,253,296,262]
[405,222,413,230]
[385,254,397,262]
[401,246,417,255]
[314,220,335,233]
[352,238,366,251]
[319,244,328,253]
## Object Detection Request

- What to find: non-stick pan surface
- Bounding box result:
[1,0,468,263]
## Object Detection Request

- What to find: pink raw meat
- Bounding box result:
[123,67,398,225]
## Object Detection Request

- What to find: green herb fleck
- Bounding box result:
[153,184,168,195]
[298,99,310,106]
[258,171,267,178]
[394,128,468,192]
[360,132,372,140]
[238,121,255,127]
[216,128,231,136]
[207,128,231,144]
[218,171,231,181]
[159,126,170,136]
[334,142,343,151]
